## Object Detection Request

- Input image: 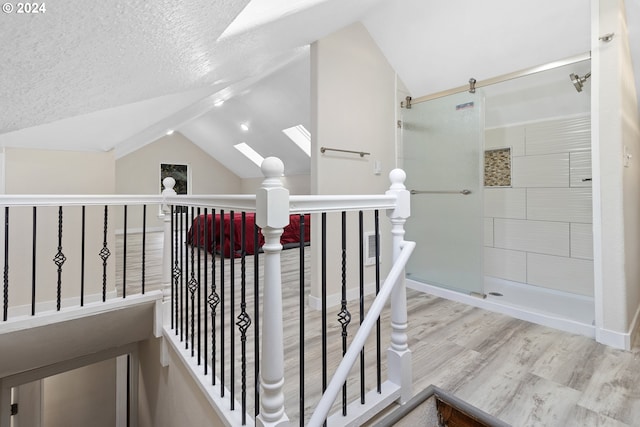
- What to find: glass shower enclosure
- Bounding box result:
[401,91,484,295]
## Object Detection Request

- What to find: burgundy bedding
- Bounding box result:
[188,212,310,258]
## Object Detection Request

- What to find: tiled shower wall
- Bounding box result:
[484,115,594,297]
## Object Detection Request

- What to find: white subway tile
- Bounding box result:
[512,153,569,188]
[484,247,527,282]
[494,219,570,256]
[484,188,526,219]
[485,126,525,156]
[484,218,494,247]
[525,116,591,156]
[570,151,592,187]
[527,253,594,296]
[527,188,592,223]
[571,223,594,260]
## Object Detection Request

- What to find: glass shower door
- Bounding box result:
[401,91,484,295]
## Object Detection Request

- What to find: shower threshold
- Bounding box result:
[406,276,595,339]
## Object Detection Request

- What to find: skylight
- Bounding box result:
[234,142,265,167]
[219,0,327,39]
[282,124,311,156]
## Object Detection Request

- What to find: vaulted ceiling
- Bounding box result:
[1,0,638,178]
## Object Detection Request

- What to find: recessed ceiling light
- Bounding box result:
[234,142,264,167]
[166,129,174,135]
[240,123,249,132]
[282,124,311,156]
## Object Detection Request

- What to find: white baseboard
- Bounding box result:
[596,327,631,350]
[115,226,164,235]
[595,303,640,350]
[308,282,380,311]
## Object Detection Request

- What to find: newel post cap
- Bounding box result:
[386,168,410,219]
[256,157,289,229]
[162,177,177,195]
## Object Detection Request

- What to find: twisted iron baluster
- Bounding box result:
[236,212,251,424]
[208,210,220,386]
[142,205,146,294]
[3,207,9,321]
[99,205,111,302]
[338,210,351,416]
[53,206,67,311]
[188,207,198,355]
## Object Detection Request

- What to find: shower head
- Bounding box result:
[570,72,591,92]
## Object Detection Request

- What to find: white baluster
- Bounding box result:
[385,168,413,404]
[256,157,290,427]
[161,177,176,309]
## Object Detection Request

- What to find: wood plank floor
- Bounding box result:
[117,232,640,426]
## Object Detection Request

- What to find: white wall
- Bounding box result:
[310,22,397,302]
[42,359,116,427]
[116,132,242,231]
[484,116,594,296]
[3,148,117,310]
[593,0,640,348]
[138,337,225,427]
[240,174,311,195]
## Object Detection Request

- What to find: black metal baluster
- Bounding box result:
[3,207,8,321]
[53,206,66,311]
[375,210,381,393]
[299,214,306,426]
[80,206,85,307]
[100,206,110,302]
[338,211,351,416]
[197,208,202,365]
[220,210,225,397]
[184,207,190,349]
[321,212,327,427]
[203,208,208,375]
[32,207,37,315]
[358,210,365,404]
[209,209,220,386]
[253,221,260,417]
[188,207,198,356]
[236,212,251,424]
[122,205,127,298]
[171,205,176,330]
[142,205,146,294]
[230,210,235,410]
[172,206,182,333]
[180,207,185,342]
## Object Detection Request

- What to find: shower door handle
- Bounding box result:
[410,189,472,195]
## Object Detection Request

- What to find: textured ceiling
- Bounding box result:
[0,0,638,179]
[1,0,249,132]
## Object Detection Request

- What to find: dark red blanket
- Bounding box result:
[188,212,310,257]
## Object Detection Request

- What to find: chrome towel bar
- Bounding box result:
[410,189,472,195]
[320,147,370,157]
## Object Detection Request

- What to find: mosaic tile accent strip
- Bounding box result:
[485,148,511,186]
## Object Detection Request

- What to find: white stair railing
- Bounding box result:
[158,158,413,426]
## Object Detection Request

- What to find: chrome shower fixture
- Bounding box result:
[570,72,591,92]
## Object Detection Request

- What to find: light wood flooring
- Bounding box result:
[117,232,640,426]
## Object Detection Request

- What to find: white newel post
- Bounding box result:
[256,157,290,427]
[385,168,413,404]
[161,177,177,310]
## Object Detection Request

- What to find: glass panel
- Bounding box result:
[401,91,484,294]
